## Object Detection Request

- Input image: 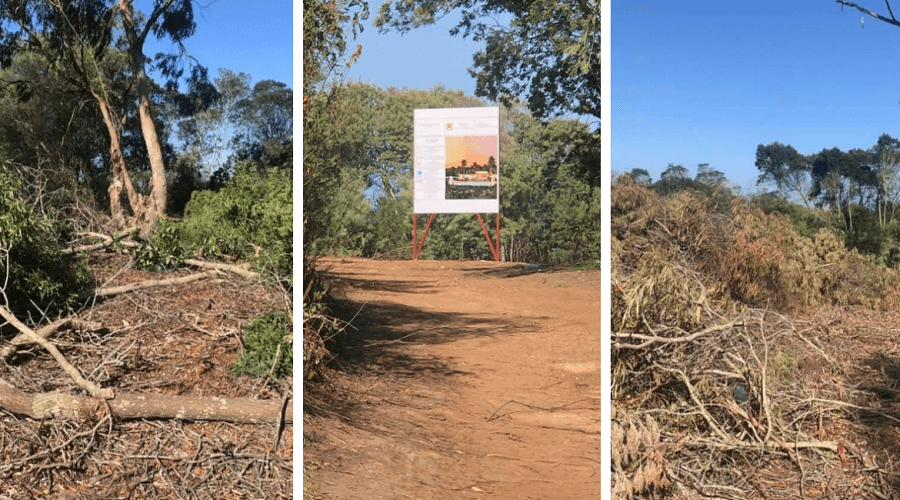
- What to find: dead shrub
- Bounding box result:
[612,181,900,498]
[611,409,670,499]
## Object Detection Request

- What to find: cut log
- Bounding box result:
[0,377,292,424]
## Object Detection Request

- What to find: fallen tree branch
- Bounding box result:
[93,270,220,298]
[0,376,292,424]
[0,306,113,399]
[184,258,260,280]
[613,319,740,350]
[0,317,104,361]
[679,435,839,453]
[62,230,140,254]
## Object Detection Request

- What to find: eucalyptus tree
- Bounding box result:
[653,163,693,196]
[0,51,109,200]
[622,168,652,185]
[755,142,814,208]
[176,68,250,179]
[0,0,200,232]
[695,163,726,186]
[872,134,900,230]
[232,78,293,169]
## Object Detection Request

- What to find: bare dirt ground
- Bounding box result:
[303,257,601,500]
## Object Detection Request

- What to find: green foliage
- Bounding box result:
[231,310,292,380]
[131,222,185,272]
[417,214,494,261]
[303,82,598,264]
[0,165,92,316]
[500,109,600,263]
[753,135,900,262]
[186,162,292,282]
[751,191,830,240]
[375,0,600,126]
[362,177,414,259]
[137,162,292,283]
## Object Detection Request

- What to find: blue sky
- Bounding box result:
[345,8,485,97]
[613,1,900,193]
[140,0,293,89]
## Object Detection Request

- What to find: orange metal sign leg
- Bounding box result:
[476,213,500,262]
[412,214,435,260]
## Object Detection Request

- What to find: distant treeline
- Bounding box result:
[615,133,900,266]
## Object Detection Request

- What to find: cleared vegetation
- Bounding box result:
[612,177,900,499]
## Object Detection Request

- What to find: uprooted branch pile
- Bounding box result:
[612,179,900,499]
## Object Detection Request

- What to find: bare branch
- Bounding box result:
[0,306,113,399]
[836,0,900,27]
[93,270,219,298]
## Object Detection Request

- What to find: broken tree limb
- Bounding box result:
[613,319,740,350]
[184,258,260,280]
[0,317,104,361]
[0,307,113,399]
[62,230,140,254]
[93,270,220,298]
[0,376,292,424]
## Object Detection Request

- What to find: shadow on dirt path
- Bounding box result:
[304,257,600,499]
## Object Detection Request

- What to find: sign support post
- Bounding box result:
[412,213,435,260]
[475,213,501,262]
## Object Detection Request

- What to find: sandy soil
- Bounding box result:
[303,257,601,499]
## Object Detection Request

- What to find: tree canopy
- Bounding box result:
[374,0,599,127]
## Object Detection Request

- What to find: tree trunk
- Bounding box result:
[92,90,147,228]
[120,0,168,230]
[137,80,167,222]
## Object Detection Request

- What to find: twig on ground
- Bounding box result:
[0,306,113,399]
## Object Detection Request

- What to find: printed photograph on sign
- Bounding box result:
[413,106,499,214]
[444,136,498,200]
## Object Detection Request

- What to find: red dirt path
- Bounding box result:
[303,257,600,499]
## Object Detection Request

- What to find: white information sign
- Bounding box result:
[413,107,500,214]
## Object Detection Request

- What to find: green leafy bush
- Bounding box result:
[131,222,186,272]
[0,167,92,315]
[137,162,292,283]
[231,310,293,380]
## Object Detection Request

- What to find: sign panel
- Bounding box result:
[414,107,500,213]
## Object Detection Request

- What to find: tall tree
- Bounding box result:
[176,68,250,178]
[0,0,200,232]
[374,0,600,128]
[302,0,369,253]
[117,0,197,229]
[0,51,109,201]
[871,133,900,229]
[233,79,293,168]
[695,163,726,186]
[755,142,814,207]
[622,168,652,185]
